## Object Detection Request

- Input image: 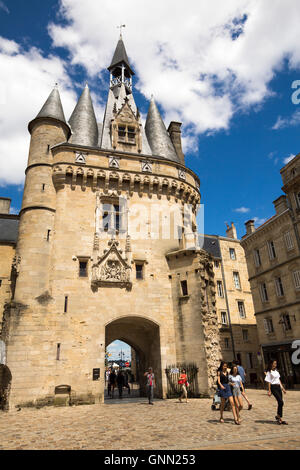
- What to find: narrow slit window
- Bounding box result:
[136,264,143,280]
[79,261,88,277]
[217,280,224,297]
[56,343,61,360]
[47,230,51,241]
[64,296,68,313]
[181,280,188,296]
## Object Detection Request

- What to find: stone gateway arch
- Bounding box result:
[1,37,221,410]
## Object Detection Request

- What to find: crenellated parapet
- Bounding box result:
[52,162,200,209]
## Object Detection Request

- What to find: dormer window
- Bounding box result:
[118,126,126,141]
[127,127,136,143]
[118,125,136,145]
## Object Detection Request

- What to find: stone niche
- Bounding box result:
[54,385,71,407]
[92,239,132,290]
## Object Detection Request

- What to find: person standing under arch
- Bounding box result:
[144,367,155,405]
[109,368,117,399]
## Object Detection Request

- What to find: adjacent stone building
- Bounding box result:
[0,199,19,332]
[202,223,260,384]
[241,154,300,388]
[0,36,222,410]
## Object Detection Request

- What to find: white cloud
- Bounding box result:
[272,110,300,130]
[0,1,9,14]
[0,38,77,185]
[253,216,268,226]
[283,154,295,164]
[49,0,300,140]
[234,207,250,213]
[3,1,300,185]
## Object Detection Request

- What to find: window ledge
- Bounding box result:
[179,295,190,300]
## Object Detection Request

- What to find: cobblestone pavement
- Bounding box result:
[0,390,300,450]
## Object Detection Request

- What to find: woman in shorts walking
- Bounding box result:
[217,361,240,425]
[229,365,243,422]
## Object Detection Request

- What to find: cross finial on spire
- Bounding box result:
[117,23,126,38]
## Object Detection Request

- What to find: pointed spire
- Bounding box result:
[35,85,66,123]
[145,97,180,163]
[68,84,98,147]
[108,36,134,76]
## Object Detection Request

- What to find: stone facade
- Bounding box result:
[0,199,19,332]
[203,227,260,384]
[241,154,300,388]
[0,38,222,410]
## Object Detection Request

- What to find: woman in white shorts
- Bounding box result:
[229,365,244,422]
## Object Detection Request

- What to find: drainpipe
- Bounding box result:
[286,196,300,253]
[218,238,236,361]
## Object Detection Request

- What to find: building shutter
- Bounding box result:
[293,270,300,289]
[284,231,294,250]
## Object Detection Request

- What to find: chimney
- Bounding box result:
[0,197,11,214]
[167,121,185,165]
[273,195,288,215]
[226,222,237,239]
[245,220,255,236]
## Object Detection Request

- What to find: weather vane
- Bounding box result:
[117,24,126,38]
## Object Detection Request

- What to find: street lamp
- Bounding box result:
[119,349,125,366]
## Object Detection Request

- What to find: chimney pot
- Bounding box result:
[245,220,255,236]
[0,197,11,214]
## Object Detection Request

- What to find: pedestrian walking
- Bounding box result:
[234,360,252,410]
[109,368,117,399]
[178,368,189,403]
[124,371,131,395]
[106,368,111,396]
[117,370,125,399]
[229,365,244,420]
[144,367,155,405]
[217,361,240,425]
[265,360,288,425]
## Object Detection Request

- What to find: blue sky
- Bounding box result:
[107,340,131,362]
[1,0,300,241]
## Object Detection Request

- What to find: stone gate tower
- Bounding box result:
[1,36,220,409]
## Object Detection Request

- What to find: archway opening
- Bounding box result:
[105,316,162,400]
[106,340,140,398]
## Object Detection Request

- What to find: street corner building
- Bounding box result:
[0,36,224,410]
[241,155,300,388]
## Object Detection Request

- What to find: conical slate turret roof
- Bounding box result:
[145,97,180,163]
[108,36,134,75]
[35,85,66,123]
[68,84,98,147]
